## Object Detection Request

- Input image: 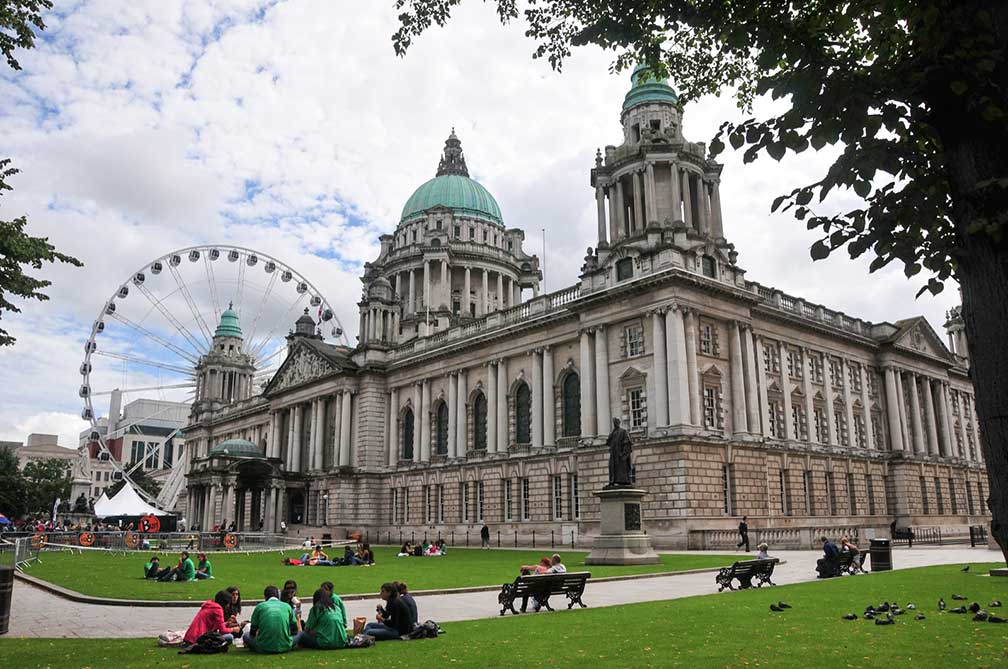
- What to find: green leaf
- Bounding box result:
[950,81,968,95]
[709,138,725,156]
[767,142,786,161]
[796,190,813,206]
[771,195,787,213]
[729,132,745,149]
[810,240,831,260]
[853,180,871,198]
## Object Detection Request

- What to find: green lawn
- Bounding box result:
[2,564,1006,668]
[23,546,745,601]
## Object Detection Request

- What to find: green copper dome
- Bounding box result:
[400,130,503,226]
[208,438,264,458]
[214,305,243,339]
[622,64,679,112]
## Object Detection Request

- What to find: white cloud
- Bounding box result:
[0,1,959,443]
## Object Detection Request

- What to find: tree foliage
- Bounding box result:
[0,446,29,519]
[21,457,71,516]
[107,467,161,501]
[0,0,51,71]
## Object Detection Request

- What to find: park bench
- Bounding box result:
[715,558,779,592]
[497,571,590,615]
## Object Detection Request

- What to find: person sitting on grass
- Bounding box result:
[282,556,304,566]
[144,555,169,579]
[397,542,413,557]
[341,545,362,566]
[306,545,332,566]
[159,551,196,582]
[320,581,348,625]
[244,585,300,653]
[396,582,418,630]
[195,552,214,579]
[363,582,413,641]
[357,542,375,565]
[225,586,247,631]
[299,587,348,650]
[281,579,303,631]
[183,590,242,647]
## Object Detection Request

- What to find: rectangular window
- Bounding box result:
[847,473,858,515]
[629,388,645,429]
[791,405,805,440]
[477,481,485,521]
[826,472,838,515]
[722,464,735,515]
[966,481,975,515]
[978,481,985,515]
[521,478,530,521]
[390,489,397,524]
[504,479,513,521]
[700,323,717,356]
[469,226,475,240]
[572,473,580,519]
[853,414,866,448]
[787,349,803,380]
[453,225,460,238]
[948,478,958,515]
[834,410,848,446]
[461,481,470,522]
[814,407,827,442]
[553,476,563,520]
[483,230,488,242]
[130,440,143,466]
[779,470,791,515]
[829,358,844,389]
[920,476,930,514]
[424,485,432,524]
[866,474,876,515]
[767,401,782,438]
[804,470,815,516]
[438,485,445,523]
[616,257,634,281]
[934,476,945,515]
[808,353,824,383]
[402,487,410,523]
[625,324,644,357]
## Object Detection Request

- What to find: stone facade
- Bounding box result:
[183,66,990,548]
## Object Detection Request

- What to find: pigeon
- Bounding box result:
[875,615,894,626]
[865,605,877,614]
[770,604,783,612]
[973,610,989,622]
[938,598,946,611]
[969,602,981,614]
[961,565,970,572]
[989,601,1002,608]
[864,612,875,620]
[988,616,1007,623]
[950,606,967,614]
[915,614,926,620]
[842,613,858,620]
[906,603,916,610]
[892,608,905,616]
[952,594,967,601]
[777,602,792,609]
[877,602,891,612]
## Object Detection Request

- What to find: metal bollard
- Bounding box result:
[571,531,575,548]
[514,530,517,548]
[497,530,501,548]
[551,530,554,548]
[466,531,470,547]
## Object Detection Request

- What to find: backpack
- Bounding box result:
[408,620,442,639]
[347,633,375,649]
[157,630,185,647]
[179,632,231,654]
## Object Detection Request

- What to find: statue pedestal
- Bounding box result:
[70,478,92,504]
[584,487,660,565]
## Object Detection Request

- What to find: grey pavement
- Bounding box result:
[5,546,1000,638]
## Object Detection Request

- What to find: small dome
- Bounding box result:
[622,64,678,112]
[214,304,243,339]
[208,438,264,458]
[294,307,316,336]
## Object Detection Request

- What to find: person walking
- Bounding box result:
[480,523,490,549]
[737,515,750,552]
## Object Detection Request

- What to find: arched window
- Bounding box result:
[435,402,449,455]
[562,373,581,437]
[473,393,488,451]
[516,381,531,444]
[402,408,414,460]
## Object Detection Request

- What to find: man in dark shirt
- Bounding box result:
[363,583,412,641]
[736,516,750,552]
[822,536,839,558]
[397,582,418,630]
[816,536,841,578]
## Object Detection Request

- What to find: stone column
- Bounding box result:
[456,372,468,454]
[632,170,644,232]
[802,348,816,443]
[595,185,607,246]
[389,388,399,466]
[543,347,555,447]
[645,161,657,220]
[697,178,710,235]
[224,484,235,525]
[420,379,431,461]
[391,311,399,342]
[408,269,416,314]
[922,377,940,456]
[824,358,838,445]
[684,309,700,426]
[860,366,874,449]
[264,486,276,533]
[710,179,724,238]
[496,272,504,312]
[441,260,449,307]
[778,341,793,440]
[908,373,926,455]
[513,281,521,306]
[422,260,431,313]
[447,375,458,458]
[292,404,303,472]
[895,370,909,448]
[755,337,771,438]
[607,186,619,242]
[482,268,490,316]
[615,179,626,237]
[741,325,759,433]
[842,360,856,446]
[339,391,352,468]
[594,326,611,434]
[464,267,471,316]
[937,381,952,458]
[681,169,693,229]
[268,411,278,459]
[666,306,691,427]
[532,349,544,448]
[332,392,343,467]
[670,160,682,222]
[496,358,508,449]
[970,398,983,464]
[308,399,319,471]
[579,329,596,437]
[651,310,669,426]
[487,362,498,454]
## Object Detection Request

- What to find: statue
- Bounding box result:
[605,418,633,488]
[73,493,89,514]
[71,445,92,481]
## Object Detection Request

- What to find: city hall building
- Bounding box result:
[182,67,990,548]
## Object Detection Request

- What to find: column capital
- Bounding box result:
[578,326,595,336]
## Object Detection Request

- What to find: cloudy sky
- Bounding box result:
[0,1,959,449]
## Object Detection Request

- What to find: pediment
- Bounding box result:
[264,344,339,395]
[619,366,647,383]
[892,318,952,361]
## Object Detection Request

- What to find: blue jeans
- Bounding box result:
[243,631,301,653]
[195,572,212,579]
[299,632,320,648]
[362,622,401,641]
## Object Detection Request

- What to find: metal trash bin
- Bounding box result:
[870,538,892,572]
[0,566,13,635]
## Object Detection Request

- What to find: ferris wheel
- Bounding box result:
[78,245,346,505]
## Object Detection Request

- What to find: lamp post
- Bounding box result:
[322,493,329,528]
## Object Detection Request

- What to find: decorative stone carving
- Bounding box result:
[273,349,335,392]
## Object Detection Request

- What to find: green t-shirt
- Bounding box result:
[250,598,297,653]
[305,602,348,649]
[144,561,153,577]
[181,557,196,581]
[198,559,213,577]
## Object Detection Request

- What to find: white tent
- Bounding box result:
[93,480,171,517]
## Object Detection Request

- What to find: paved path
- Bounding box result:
[6,546,1000,638]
